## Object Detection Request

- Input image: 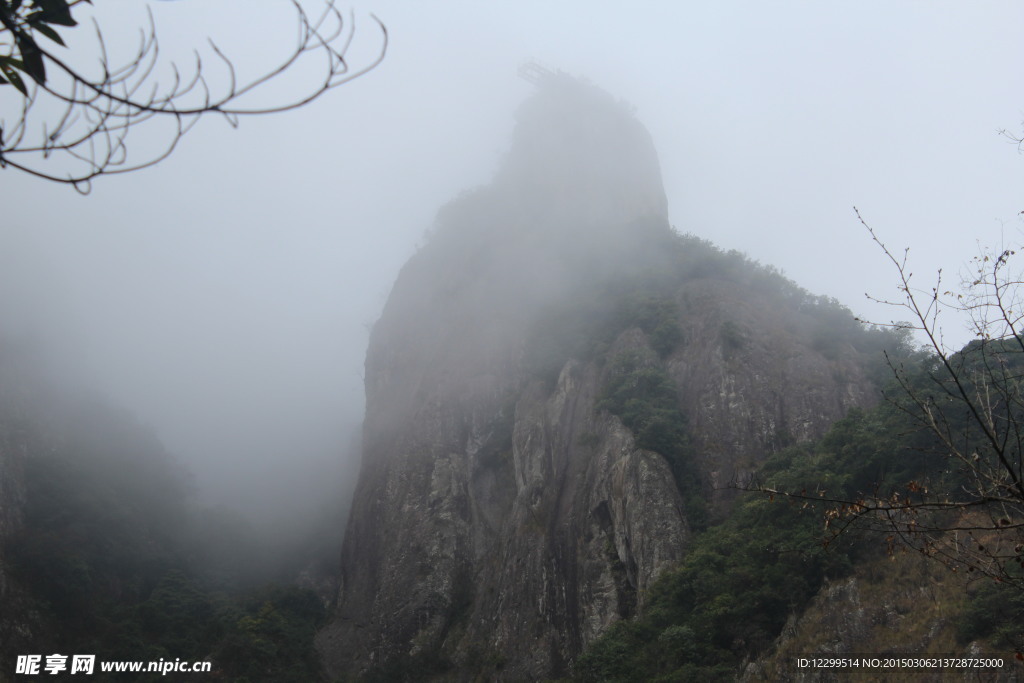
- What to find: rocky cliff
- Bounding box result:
[317,73,882,680]
[743,548,1023,682]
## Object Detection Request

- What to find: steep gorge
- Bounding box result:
[317,73,888,680]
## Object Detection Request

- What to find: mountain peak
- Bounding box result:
[501,70,667,231]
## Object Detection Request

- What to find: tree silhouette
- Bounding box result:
[0,0,386,192]
[748,209,1024,592]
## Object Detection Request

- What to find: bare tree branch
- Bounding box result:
[0,0,386,192]
[737,209,1024,590]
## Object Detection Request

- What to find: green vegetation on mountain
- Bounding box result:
[575,346,1024,681]
[0,392,329,682]
[598,349,707,530]
[526,230,909,387]
[9,221,1018,682]
[574,441,860,681]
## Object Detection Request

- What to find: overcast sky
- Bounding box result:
[2,1,1022,521]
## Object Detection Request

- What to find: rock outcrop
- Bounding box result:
[742,550,1021,682]
[317,73,879,680]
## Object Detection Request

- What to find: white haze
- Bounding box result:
[1,1,1022,533]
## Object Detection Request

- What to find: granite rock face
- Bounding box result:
[317,74,876,680]
[741,551,1006,683]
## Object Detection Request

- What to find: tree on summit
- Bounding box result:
[0,0,385,191]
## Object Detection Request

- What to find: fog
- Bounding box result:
[2,2,1022,545]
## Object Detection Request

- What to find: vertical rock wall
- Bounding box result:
[317,74,876,680]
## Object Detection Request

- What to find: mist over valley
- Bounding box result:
[1,2,1023,680]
